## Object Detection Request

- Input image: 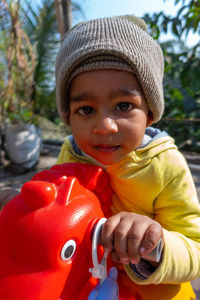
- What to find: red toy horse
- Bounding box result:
[0,163,139,300]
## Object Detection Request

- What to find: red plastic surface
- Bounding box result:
[0,163,138,300]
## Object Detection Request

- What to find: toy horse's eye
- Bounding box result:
[61,240,76,261]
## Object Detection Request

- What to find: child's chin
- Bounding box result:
[88,150,123,165]
[95,156,121,165]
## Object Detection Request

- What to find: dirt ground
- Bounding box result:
[0,143,200,299]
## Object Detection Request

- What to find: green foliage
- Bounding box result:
[143,0,200,152]
[0,0,83,127]
[15,0,60,117]
[0,0,36,126]
[144,0,200,39]
[27,0,60,115]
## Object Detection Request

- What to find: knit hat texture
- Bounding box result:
[55,16,164,124]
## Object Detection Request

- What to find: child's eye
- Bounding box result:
[77,106,94,116]
[116,102,133,112]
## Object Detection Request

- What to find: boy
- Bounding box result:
[55,16,200,299]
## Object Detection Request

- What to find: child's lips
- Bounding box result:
[94,144,120,153]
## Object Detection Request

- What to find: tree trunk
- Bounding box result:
[54,0,72,38]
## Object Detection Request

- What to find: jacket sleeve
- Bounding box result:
[125,149,200,284]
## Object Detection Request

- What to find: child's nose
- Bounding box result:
[93,117,118,134]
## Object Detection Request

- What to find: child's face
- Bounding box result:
[69,70,152,165]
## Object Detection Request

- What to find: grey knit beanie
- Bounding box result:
[55,16,164,124]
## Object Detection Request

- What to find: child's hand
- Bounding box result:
[100,212,164,265]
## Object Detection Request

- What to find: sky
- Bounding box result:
[75,0,199,47]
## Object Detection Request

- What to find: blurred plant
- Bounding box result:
[22,0,61,117]
[143,0,200,151]
[143,0,200,42]
[30,0,84,117]
[0,0,84,128]
[161,39,200,118]
[0,0,36,127]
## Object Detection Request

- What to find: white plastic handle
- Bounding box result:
[89,218,108,279]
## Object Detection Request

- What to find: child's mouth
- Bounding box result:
[95,144,120,153]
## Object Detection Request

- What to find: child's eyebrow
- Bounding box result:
[109,89,142,99]
[69,93,94,103]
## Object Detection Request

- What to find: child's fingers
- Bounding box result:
[127,222,149,264]
[101,215,121,251]
[113,218,133,263]
[110,250,123,264]
[112,215,151,264]
[139,222,162,256]
[101,213,164,266]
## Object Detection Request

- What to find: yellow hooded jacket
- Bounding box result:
[56,131,200,300]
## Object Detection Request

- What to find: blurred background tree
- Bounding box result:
[143,0,200,151]
[0,0,36,127]
[0,0,83,128]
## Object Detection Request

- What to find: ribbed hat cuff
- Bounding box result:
[69,60,134,85]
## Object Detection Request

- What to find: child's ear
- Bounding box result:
[146,111,153,127]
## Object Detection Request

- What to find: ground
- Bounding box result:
[0,143,199,299]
